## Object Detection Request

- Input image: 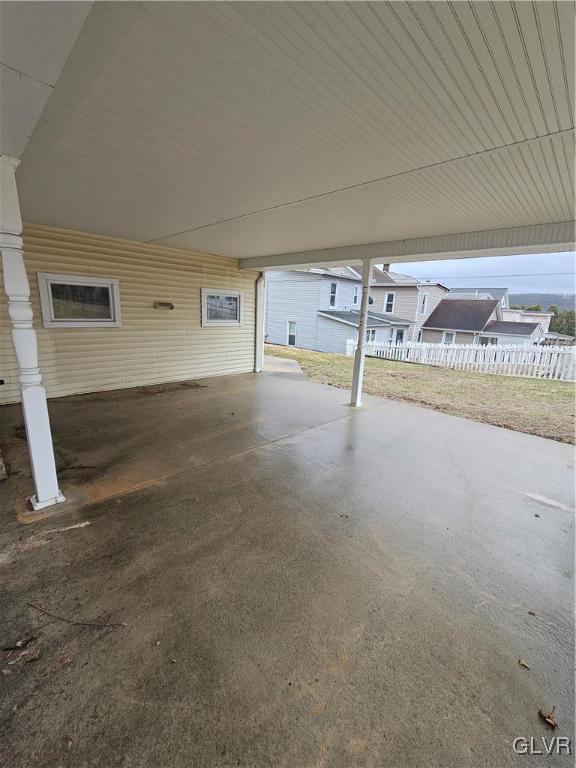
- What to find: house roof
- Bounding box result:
[303,267,361,281]
[447,287,508,301]
[422,299,499,332]
[319,310,412,328]
[371,267,418,285]
[483,321,539,336]
[371,267,448,290]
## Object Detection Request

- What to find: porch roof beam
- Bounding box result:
[239,221,575,271]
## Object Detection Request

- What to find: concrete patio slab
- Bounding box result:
[0,361,573,767]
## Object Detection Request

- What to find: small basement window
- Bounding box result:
[38,273,121,328]
[201,288,243,326]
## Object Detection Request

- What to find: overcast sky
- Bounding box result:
[390,251,575,294]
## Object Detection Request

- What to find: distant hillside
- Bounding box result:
[509,293,574,311]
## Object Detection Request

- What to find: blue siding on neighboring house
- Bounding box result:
[266,270,409,355]
[266,272,322,349]
[266,271,359,351]
[318,277,358,311]
[315,315,355,353]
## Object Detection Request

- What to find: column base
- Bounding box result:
[30,490,66,511]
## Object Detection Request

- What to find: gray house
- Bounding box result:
[421,299,545,345]
[265,268,413,354]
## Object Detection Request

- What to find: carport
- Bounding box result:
[0,4,574,766]
[1,1,573,514]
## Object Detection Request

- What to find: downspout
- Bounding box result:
[254,272,266,372]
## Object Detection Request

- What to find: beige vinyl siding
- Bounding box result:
[454,332,475,344]
[421,329,444,343]
[0,224,258,404]
[418,285,448,318]
[421,329,476,344]
[370,285,418,320]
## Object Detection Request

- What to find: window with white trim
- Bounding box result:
[353,285,360,305]
[384,292,395,313]
[442,331,455,344]
[201,289,243,326]
[38,273,121,328]
[366,328,376,342]
[480,336,498,346]
[417,329,423,342]
[420,293,428,315]
[329,282,337,308]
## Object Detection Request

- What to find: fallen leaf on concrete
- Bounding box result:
[538,707,558,729]
[518,659,530,669]
[1,668,12,675]
[59,656,72,665]
[170,658,177,664]
[528,610,536,616]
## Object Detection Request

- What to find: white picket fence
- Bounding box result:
[345,340,576,381]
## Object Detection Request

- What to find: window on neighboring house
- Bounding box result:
[329,282,337,307]
[366,328,376,342]
[385,292,395,313]
[395,328,404,344]
[288,321,296,346]
[353,285,360,305]
[420,293,428,315]
[202,289,243,326]
[38,273,122,328]
[417,329,423,342]
[480,336,498,346]
[442,331,455,344]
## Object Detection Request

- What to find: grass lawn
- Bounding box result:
[266,343,575,444]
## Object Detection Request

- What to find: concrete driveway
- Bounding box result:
[0,358,573,767]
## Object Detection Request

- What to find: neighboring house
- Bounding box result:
[544,331,575,345]
[266,268,412,353]
[501,307,553,332]
[447,287,510,308]
[421,299,545,345]
[369,265,449,341]
[447,287,553,332]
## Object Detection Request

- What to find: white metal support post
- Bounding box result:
[350,258,374,407]
[254,272,266,372]
[1,157,64,510]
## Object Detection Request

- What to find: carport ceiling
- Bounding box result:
[7,1,576,260]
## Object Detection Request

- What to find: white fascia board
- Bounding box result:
[239,221,575,271]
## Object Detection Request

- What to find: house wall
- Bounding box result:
[420,329,476,344]
[413,285,449,340]
[315,315,356,354]
[265,271,322,349]
[370,285,418,319]
[318,277,358,311]
[484,331,542,346]
[314,318,395,354]
[0,224,258,404]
